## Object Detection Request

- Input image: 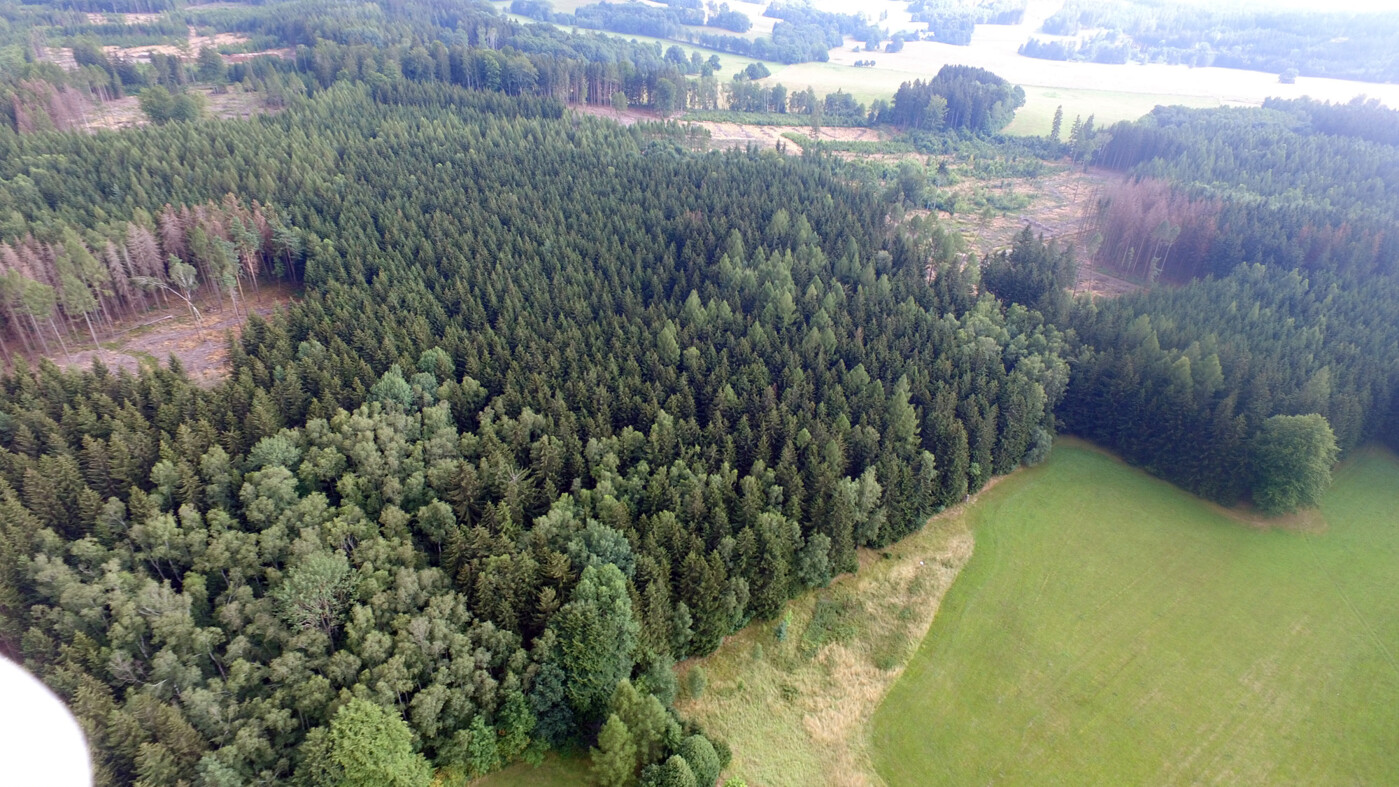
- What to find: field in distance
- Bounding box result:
[873,440,1399,784]
[509,0,1399,135]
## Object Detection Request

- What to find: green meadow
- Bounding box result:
[479,441,1399,785]
[1002,86,1225,136]
[872,440,1399,785]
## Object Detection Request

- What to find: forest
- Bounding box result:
[1035,0,1399,81]
[0,77,1072,784]
[4,0,1399,782]
[2,0,948,130]
[886,66,1025,134]
[907,0,1027,46]
[1050,99,1399,509]
[508,0,752,44]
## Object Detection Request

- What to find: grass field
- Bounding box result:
[1002,86,1226,136]
[872,440,1399,785]
[474,751,588,786]
[495,0,1399,136]
[666,497,974,785]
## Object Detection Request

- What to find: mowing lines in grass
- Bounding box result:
[872,441,1399,785]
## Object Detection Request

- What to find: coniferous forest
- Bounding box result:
[0,80,1069,784]
[1054,100,1399,511]
[3,0,1399,783]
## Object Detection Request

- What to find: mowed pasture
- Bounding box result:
[872,440,1399,785]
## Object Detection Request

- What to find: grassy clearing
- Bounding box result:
[1003,86,1223,136]
[473,751,588,786]
[872,439,1399,785]
[745,62,1217,137]
[761,61,910,106]
[670,507,975,786]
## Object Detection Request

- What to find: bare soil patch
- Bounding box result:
[82,87,268,131]
[569,104,884,153]
[697,122,882,153]
[942,164,1141,298]
[571,102,656,125]
[227,48,294,63]
[104,28,251,62]
[46,282,298,386]
[85,12,164,24]
[47,26,251,71]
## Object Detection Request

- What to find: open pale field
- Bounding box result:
[1002,85,1226,136]
[872,440,1399,785]
[529,0,1399,135]
[815,0,1399,107]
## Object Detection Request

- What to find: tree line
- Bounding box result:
[1040,0,1399,81]
[1050,100,1399,511]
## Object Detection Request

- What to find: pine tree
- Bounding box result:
[591,714,637,787]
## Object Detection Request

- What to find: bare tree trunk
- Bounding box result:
[83,311,102,353]
[180,287,203,327]
[211,270,228,313]
[48,316,69,357]
[27,312,49,355]
[7,306,35,354]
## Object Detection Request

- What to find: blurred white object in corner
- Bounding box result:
[0,654,93,786]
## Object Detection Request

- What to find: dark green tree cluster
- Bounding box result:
[888,66,1024,133]
[137,86,206,125]
[1060,264,1399,508]
[0,83,1067,783]
[981,227,1075,323]
[693,0,881,65]
[1019,33,1131,65]
[1060,97,1399,515]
